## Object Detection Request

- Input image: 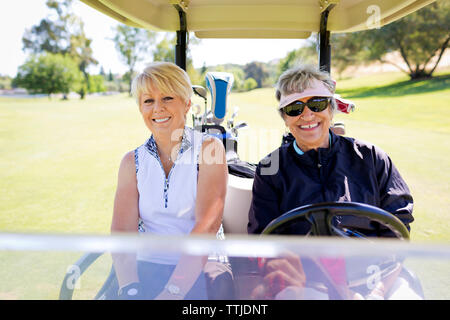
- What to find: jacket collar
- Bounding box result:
[288,129,339,167]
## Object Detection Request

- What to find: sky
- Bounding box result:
[0,0,307,77]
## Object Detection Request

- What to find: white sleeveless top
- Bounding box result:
[134,126,222,264]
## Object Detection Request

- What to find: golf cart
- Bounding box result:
[49,0,443,300]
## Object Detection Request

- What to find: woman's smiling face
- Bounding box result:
[283,95,333,152]
[139,86,190,136]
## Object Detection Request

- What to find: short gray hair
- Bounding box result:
[275,64,337,118]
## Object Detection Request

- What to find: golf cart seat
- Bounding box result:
[222,172,254,234]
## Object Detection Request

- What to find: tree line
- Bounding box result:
[8,0,449,99]
[281,1,449,80]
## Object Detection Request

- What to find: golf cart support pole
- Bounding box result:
[318,2,336,73]
[173,3,188,71]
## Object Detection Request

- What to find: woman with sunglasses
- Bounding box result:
[247,64,417,300]
[248,64,414,236]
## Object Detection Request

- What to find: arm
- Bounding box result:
[110,151,140,289]
[192,137,228,234]
[374,147,414,236]
[155,137,228,299]
[251,252,306,299]
[248,158,281,234]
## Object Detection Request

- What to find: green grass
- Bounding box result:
[0,73,449,238]
[334,73,450,242]
[1,71,449,299]
[0,94,146,234]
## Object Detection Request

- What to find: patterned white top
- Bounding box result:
[134,126,221,264]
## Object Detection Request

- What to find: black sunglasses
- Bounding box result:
[282,97,330,117]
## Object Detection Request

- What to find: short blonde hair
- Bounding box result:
[275,64,337,117]
[131,62,193,105]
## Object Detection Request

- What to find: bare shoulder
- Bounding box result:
[117,150,137,181]
[122,150,136,162]
[120,150,136,168]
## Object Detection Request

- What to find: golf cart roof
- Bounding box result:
[80,0,435,38]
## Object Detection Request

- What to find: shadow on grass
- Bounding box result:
[336,74,450,99]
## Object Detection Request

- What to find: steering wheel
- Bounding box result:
[259,202,411,299]
[261,202,409,239]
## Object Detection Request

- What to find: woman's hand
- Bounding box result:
[251,252,306,299]
[154,288,184,300]
[155,137,228,300]
[193,137,228,234]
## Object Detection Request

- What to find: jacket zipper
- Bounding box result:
[317,151,327,201]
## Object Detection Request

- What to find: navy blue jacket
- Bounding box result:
[247,131,414,237]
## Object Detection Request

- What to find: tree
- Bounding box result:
[22,0,98,98]
[111,28,203,91]
[67,18,98,98]
[22,0,71,54]
[88,75,106,93]
[14,53,83,98]
[108,70,114,82]
[0,75,12,90]
[331,1,450,79]
[112,25,155,94]
[206,64,246,91]
[151,32,203,86]
[242,78,258,91]
[243,62,269,88]
[99,66,106,78]
[277,40,317,76]
[229,67,245,92]
[153,33,176,62]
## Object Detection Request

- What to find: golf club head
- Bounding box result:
[192,85,207,100]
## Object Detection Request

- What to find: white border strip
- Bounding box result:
[1,232,450,259]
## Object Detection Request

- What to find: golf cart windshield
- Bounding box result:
[1,233,449,300]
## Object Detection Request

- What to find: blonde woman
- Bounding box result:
[111,62,227,299]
